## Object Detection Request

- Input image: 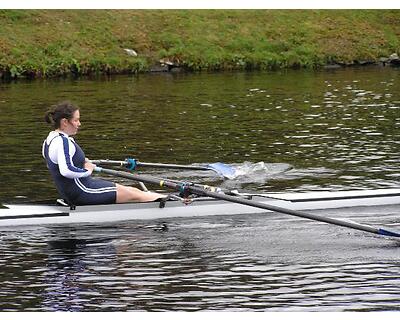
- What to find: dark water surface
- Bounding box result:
[0,67,400,311]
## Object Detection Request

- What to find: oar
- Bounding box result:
[93,167,400,239]
[91,158,237,179]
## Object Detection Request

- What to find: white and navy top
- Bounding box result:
[42,131,116,205]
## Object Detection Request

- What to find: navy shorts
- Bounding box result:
[70,177,117,205]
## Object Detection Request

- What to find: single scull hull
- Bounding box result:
[1,188,400,227]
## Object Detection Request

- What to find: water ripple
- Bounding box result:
[0,211,399,311]
[1,68,400,311]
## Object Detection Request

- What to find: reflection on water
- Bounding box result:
[1,206,400,311]
[0,67,400,311]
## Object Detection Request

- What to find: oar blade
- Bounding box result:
[377,228,400,238]
[207,162,237,179]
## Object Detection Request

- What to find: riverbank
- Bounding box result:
[1,9,399,79]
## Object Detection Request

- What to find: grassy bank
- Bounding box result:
[1,9,400,79]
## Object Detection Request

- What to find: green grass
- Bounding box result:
[0,9,399,79]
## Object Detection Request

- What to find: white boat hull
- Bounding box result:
[1,188,400,227]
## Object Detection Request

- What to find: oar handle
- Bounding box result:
[91,159,137,170]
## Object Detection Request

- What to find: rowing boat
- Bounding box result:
[1,188,400,227]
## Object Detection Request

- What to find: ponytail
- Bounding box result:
[45,101,79,129]
[44,111,55,125]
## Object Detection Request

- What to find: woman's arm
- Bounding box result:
[55,136,92,179]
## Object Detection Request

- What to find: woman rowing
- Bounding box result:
[42,101,164,205]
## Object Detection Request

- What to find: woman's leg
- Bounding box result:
[115,183,165,203]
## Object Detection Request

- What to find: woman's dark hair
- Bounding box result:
[45,101,79,129]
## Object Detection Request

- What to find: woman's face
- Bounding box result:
[61,110,81,136]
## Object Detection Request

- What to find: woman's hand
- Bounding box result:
[84,160,97,174]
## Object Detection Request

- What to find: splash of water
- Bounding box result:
[141,161,292,184]
[230,161,292,180]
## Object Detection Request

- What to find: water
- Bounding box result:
[1,208,400,311]
[0,67,400,311]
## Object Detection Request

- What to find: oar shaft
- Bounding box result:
[94,167,399,238]
[198,188,380,235]
[91,159,210,171]
[136,162,210,171]
[95,167,220,192]
[90,158,237,179]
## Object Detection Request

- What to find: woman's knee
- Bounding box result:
[115,184,163,203]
